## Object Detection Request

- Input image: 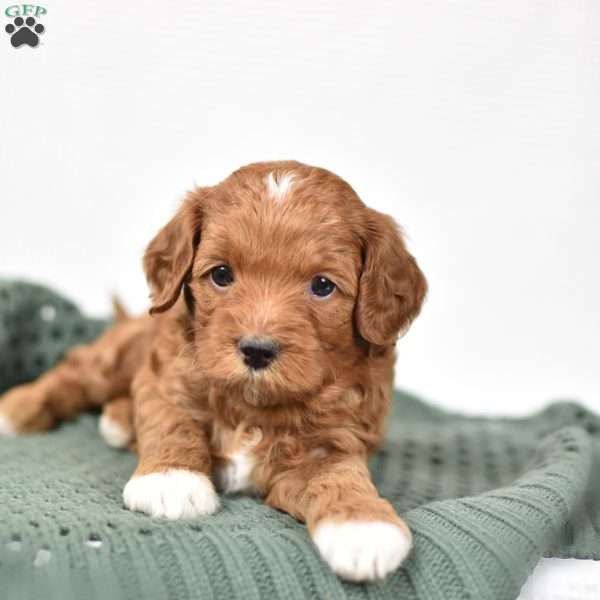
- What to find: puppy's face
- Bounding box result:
[190,175,362,405]
[144,162,426,406]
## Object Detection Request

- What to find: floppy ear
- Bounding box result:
[143,195,202,315]
[355,209,427,346]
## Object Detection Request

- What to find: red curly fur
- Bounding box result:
[0,161,427,580]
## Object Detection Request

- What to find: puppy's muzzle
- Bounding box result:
[238,337,280,371]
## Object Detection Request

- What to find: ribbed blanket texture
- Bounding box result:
[0,280,598,600]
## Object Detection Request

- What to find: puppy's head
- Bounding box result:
[144,162,426,406]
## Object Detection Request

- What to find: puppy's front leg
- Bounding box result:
[123,383,219,520]
[266,456,411,582]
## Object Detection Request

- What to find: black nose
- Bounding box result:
[239,337,280,371]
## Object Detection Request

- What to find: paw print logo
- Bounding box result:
[5,16,44,48]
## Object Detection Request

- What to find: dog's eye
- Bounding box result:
[310,276,336,298]
[210,265,234,288]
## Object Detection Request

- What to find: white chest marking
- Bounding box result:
[215,451,257,494]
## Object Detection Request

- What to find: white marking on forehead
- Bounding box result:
[265,171,295,203]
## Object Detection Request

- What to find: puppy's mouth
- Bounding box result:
[239,364,286,406]
[241,380,269,407]
[197,335,327,405]
[240,377,308,409]
[236,357,316,408]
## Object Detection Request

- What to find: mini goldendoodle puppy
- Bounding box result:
[0,161,427,581]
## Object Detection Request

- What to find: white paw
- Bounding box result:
[214,451,257,494]
[0,413,16,436]
[123,469,220,519]
[99,414,131,448]
[312,520,412,581]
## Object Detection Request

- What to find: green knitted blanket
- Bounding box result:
[1,280,599,600]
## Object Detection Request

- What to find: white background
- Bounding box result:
[1,1,599,415]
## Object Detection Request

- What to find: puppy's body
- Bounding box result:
[0,161,426,582]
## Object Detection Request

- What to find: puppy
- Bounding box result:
[0,161,427,582]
